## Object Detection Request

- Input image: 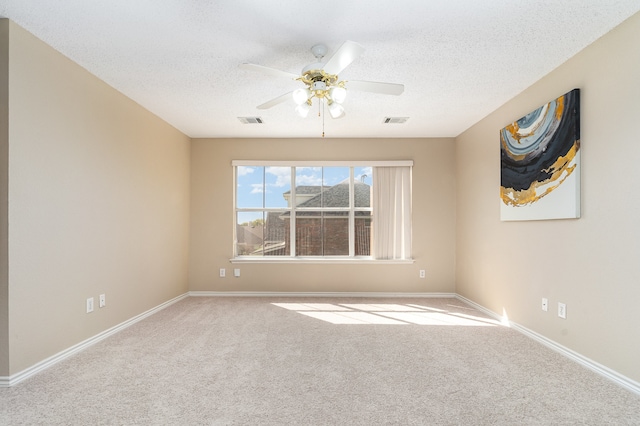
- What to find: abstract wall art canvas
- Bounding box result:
[500,89,580,221]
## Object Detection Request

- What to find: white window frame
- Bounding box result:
[232,160,413,264]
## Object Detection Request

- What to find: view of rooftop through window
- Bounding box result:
[235,166,372,257]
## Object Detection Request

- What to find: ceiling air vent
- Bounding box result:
[383,117,409,124]
[238,117,264,124]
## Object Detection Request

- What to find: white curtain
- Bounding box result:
[372,166,412,260]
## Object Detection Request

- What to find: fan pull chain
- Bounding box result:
[321,101,325,138]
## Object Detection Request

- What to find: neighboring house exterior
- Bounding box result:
[247,182,371,256]
[236,223,265,255]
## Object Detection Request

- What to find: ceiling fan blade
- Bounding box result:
[322,40,365,75]
[239,63,299,80]
[257,92,293,109]
[347,80,404,96]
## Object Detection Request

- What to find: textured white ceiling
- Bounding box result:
[1,1,639,138]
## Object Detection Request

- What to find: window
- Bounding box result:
[233,161,412,262]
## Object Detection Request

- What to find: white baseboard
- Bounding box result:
[4,291,639,397]
[455,294,640,396]
[189,291,456,298]
[0,293,189,388]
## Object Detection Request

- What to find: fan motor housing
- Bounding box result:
[312,81,327,91]
[301,62,325,75]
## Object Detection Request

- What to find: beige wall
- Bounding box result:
[0,20,9,377]
[189,138,456,293]
[4,21,191,375]
[455,12,640,382]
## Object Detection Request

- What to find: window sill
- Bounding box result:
[230,257,414,265]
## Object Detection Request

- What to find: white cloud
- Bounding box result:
[266,166,291,187]
[296,173,323,186]
[250,183,264,194]
[237,166,255,177]
[295,167,323,186]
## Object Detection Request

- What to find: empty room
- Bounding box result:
[1,1,640,424]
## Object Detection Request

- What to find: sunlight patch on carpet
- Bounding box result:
[271,302,500,326]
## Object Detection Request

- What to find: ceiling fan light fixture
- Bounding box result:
[330,86,347,104]
[328,101,345,119]
[242,41,404,126]
[312,81,327,93]
[295,102,311,118]
[292,88,309,105]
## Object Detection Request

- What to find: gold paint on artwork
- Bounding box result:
[504,101,558,145]
[501,102,558,162]
[554,96,565,120]
[500,134,527,161]
[500,140,579,207]
[504,122,522,142]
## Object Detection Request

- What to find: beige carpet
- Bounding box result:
[2,297,639,425]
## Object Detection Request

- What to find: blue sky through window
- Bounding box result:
[237,166,372,210]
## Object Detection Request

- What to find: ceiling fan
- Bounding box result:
[239,41,404,119]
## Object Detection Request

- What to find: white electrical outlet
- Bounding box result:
[99,294,106,308]
[220,268,226,278]
[558,302,567,319]
[86,297,94,313]
[234,268,241,277]
[419,270,426,278]
[542,298,548,312]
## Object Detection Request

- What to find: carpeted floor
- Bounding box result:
[2,297,639,425]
